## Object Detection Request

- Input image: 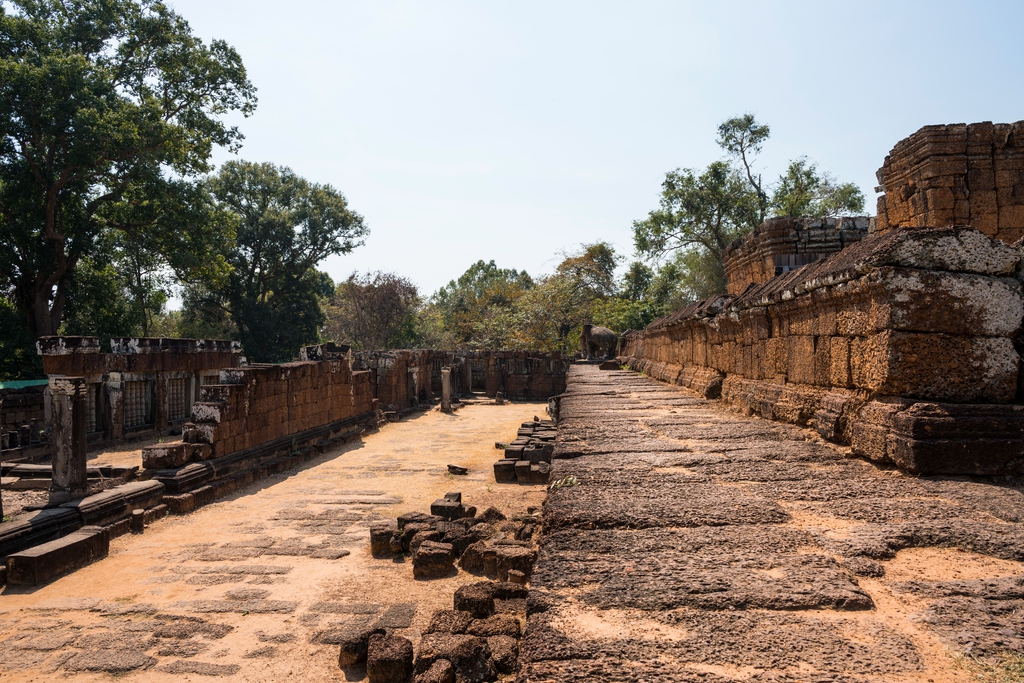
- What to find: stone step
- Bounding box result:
[59,480,165,526]
[5,526,109,585]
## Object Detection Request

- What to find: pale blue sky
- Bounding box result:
[169,0,1024,297]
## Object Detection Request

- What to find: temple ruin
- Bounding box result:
[1,121,1024,682]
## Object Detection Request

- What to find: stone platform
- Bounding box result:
[520,364,1024,681]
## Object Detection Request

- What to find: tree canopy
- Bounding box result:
[0,0,256,342]
[196,160,367,362]
[325,271,420,351]
[633,114,865,302]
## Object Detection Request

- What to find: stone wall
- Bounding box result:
[354,349,569,412]
[0,384,47,450]
[620,226,1024,475]
[722,216,870,295]
[150,360,376,467]
[36,336,241,444]
[876,121,1024,242]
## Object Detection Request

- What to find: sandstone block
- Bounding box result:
[414,633,493,683]
[454,582,495,618]
[339,627,386,668]
[367,633,413,683]
[413,541,455,579]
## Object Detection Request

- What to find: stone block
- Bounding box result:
[426,609,474,635]
[495,546,538,582]
[6,526,109,585]
[430,498,464,520]
[367,633,413,683]
[370,521,397,557]
[414,633,493,683]
[513,460,531,482]
[60,480,165,527]
[413,541,455,579]
[454,582,495,618]
[493,459,517,483]
[142,443,189,469]
[339,627,386,668]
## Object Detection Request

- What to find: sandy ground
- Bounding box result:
[0,401,548,681]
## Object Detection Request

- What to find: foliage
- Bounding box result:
[634,113,865,301]
[60,230,172,345]
[0,295,42,380]
[772,157,865,218]
[324,271,421,350]
[0,0,256,339]
[427,260,534,349]
[206,160,367,362]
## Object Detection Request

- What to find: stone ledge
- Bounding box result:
[5,525,109,586]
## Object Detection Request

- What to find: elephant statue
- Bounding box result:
[580,324,618,360]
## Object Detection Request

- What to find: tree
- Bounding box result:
[632,161,759,295]
[634,114,865,300]
[207,161,367,362]
[517,242,621,352]
[0,0,256,339]
[772,157,865,218]
[324,271,421,350]
[428,260,534,348]
[717,114,771,225]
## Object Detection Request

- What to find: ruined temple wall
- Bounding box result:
[620,226,1024,474]
[169,359,374,464]
[876,121,1024,242]
[722,217,870,295]
[354,349,569,409]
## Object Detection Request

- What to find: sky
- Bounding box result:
[168,0,1024,299]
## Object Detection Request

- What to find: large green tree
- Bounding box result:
[0,0,255,339]
[205,160,367,362]
[428,260,534,349]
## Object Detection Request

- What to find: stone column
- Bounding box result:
[441,367,453,413]
[105,373,123,440]
[49,376,88,502]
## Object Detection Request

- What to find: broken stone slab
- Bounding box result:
[413,541,455,579]
[447,464,468,476]
[367,633,414,683]
[6,525,109,585]
[495,546,538,582]
[459,541,487,575]
[414,633,494,683]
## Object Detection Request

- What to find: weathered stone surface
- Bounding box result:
[339,627,386,668]
[518,364,1024,681]
[410,529,442,554]
[415,633,493,683]
[413,541,455,579]
[454,582,495,618]
[426,610,474,635]
[414,658,455,683]
[367,633,413,683]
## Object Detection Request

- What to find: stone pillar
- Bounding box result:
[463,358,473,392]
[49,376,88,502]
[485,356,499,398]
[106,373,123,440]
[441,367,453,413]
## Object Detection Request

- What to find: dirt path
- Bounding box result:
[0,401,548,681]
[521,365,1024,682]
